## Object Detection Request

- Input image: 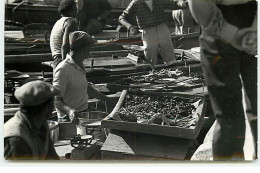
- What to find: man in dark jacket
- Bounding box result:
[4,81,61,160]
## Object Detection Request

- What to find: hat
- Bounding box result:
[58,0,76,14]
[69,31,97,51]
[15,80,60,106]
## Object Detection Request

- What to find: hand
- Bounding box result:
[69,110,79,124]
[178,0,188,9]
[230,28,256,54]
[241,31,257,55]
[129,26,140,35]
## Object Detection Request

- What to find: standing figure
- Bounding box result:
[188,0,257,160]
[50,0,78,69]
[53,31,118,123]
[172,7,199,35]
[78,0,112,36]
[119,0,188,67]
[4,81,60,160]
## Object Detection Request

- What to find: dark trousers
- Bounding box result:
[200,38,257,160]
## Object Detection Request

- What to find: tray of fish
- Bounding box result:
[102,89,207,139]
[110,67,204,91]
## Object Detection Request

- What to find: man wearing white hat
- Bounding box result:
[4,81,60,160]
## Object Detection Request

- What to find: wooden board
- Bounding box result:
[83,58,135,68]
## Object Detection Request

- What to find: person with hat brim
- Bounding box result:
[53,31,118,123]
[4,81,60,160]
[50,0,78,69]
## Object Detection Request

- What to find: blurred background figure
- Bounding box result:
[172,7,199,35]
[78,0,112,36]
[188,0,257,160]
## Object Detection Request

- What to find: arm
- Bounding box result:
[188,0,237,42]
[88,84,119,113]
[119,0,136,30]
[188,0,256,53]
[53,67,78,123]
[4,137,32,160]
[61,19,78,60]
[97,0,112,21]
[88,84,107,101]
[54,96,75,119]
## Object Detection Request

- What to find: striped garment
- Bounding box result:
[50,17,74,57]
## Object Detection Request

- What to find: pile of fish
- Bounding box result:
[115,93,202,128]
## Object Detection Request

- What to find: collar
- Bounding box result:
[65,54,86,73]
[18,111,49,136]
[17,111,41,133]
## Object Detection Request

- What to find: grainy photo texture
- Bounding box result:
[3,0,257,162]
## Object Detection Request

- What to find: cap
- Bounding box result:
[69,31,97,51]
[15,80,61,106]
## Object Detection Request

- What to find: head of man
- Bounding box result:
[15,81,60,128]
[69,31,97,63]
[58,0,77,18]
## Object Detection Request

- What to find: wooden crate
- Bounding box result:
[102,90,207,139]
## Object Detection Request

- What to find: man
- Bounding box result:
[78,0,112,36]
[53,31,118,123]
[4,81,60,160]
[119,0,188,67]
[50,0,78,69]
[188,0,257,160]
[172,7,198,35]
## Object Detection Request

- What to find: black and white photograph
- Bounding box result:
[1,0,258,165]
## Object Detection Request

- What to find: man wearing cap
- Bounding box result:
[53,31,117,123]
[50,0,78,69]
[4,81,60,160]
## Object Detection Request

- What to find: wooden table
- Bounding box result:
[101,130,199,160]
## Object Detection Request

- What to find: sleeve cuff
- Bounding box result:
[219,21,239,43]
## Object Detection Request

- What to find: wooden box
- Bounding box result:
[102,90,207,139]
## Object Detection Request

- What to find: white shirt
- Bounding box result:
[53,55,89,117]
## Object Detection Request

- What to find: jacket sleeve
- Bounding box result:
[4,137,32,160]
[119,0,137,29]
[46,137,60,160]
[188,0,238,43]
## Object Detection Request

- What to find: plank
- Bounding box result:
[83,58,135,68]
[5,50,129,64]
[5,31,24,39]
